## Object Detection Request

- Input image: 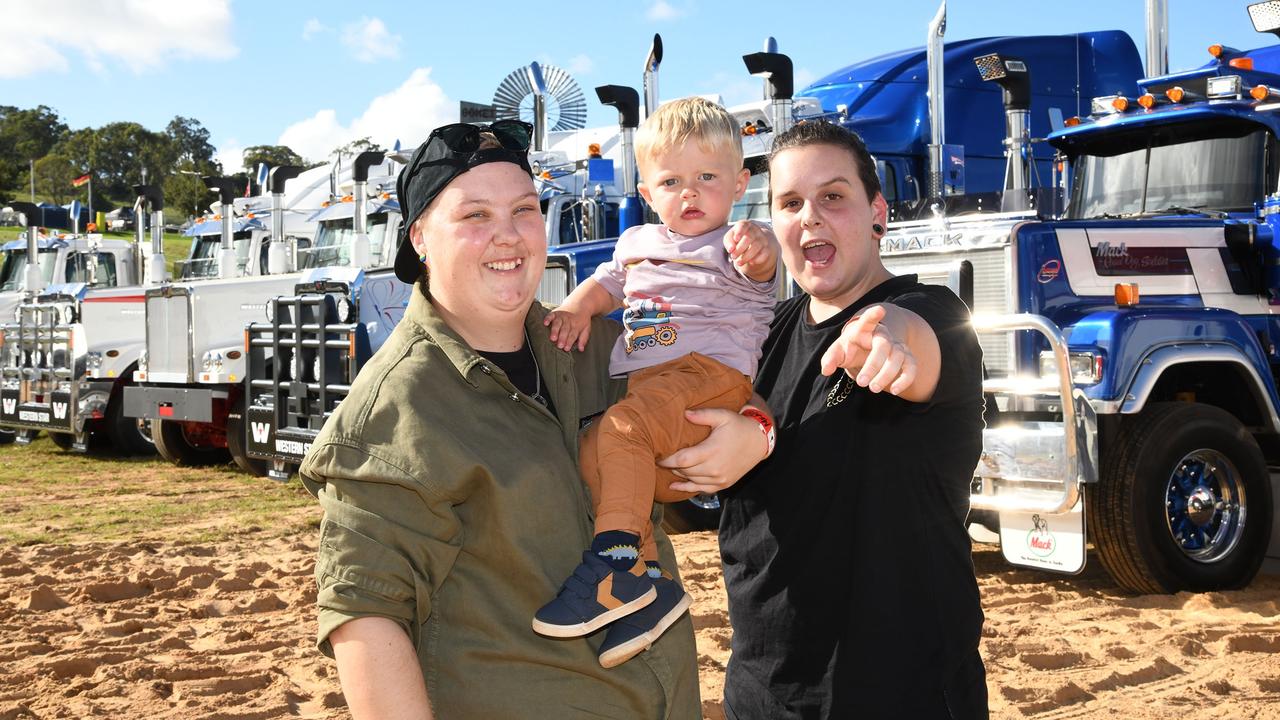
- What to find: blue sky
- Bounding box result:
[0,0,1268,171]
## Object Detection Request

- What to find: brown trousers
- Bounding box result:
[579,352,753,562]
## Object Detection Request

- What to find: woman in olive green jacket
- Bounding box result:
[300,122,769,719]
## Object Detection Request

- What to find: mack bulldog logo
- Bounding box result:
[1027,514,1056,557]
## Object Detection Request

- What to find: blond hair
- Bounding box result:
[634,97,742,170]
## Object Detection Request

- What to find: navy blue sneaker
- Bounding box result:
[533,551,656,638]
[598,573,691,668]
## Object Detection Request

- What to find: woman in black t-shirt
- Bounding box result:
[718,122,988,720]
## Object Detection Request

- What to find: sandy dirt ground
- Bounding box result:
[0,525,1278,718]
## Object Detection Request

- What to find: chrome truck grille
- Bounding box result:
[539,258,573,305]
[245,282,366,464]
[144,289,193,380]
[881,246,1014,377]
[0,302,76,384]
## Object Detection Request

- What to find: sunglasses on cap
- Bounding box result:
[427,119,533,156]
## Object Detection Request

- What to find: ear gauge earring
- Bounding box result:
[872,223,885,235]
[419,254,427,264]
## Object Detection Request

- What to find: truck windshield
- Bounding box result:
[730,172,770,222]
[302,214,390,269]
[180,231,254,279]
[0,248,58,292]
[1070,126,1268,218]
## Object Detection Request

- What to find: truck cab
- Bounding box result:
[877,2,1280,594]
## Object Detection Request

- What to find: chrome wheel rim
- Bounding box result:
[1164,449,1246,563]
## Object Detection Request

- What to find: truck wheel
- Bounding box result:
[105,393,155,456]
[0,429,14,445]
[660,494,722,534]
[226,396,267,477]
[152,419,230,466]
[1090,402,1273,594]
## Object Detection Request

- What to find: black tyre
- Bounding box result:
[105,389,155,456]
[226,395,267,477]
[661,494,722,534]
[1090,402,1273,594]
[0,429,15,446]
[152,418,230,466]
[48,432,75,451]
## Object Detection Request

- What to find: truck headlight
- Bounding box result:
[59,304,76,325]
[331,295,353,323]
[85,352,103,372]
[1039,350,1104,385]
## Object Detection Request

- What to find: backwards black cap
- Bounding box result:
[393,121,534,283]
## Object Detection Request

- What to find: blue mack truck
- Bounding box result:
[871,0,1280,594]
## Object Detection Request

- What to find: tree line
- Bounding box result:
[0,105,361,222]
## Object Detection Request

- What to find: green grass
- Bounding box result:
[0,226,192,278]
[0,435,319,545]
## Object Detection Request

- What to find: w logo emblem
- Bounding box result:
[1,399,13,415]
[250,421,271,444]
[52,402,68,420]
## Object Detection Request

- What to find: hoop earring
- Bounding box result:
[872,223,885,235]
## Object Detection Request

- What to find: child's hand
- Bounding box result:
[544,307,592,352]
[724,220,779,282]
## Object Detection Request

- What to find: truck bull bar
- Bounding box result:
[245,281,368,478]
[969,313,1098,515]
[0,300,84,438]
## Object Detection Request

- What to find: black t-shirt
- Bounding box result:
[477,343,558,418]
[719,274,985,719]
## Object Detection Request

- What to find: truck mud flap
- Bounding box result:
[244,403,314,463]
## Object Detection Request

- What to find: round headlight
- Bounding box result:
[265,299,276,324]
[32,349,42,367]
[59,304,76,325]
[312,355,323,382]
[293,352,307,382]
[334,296,353,323]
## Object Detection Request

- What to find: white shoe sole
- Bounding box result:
[598,592,692,668]
[532,585,658,638]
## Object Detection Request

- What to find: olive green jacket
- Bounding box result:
[300,285,700,719]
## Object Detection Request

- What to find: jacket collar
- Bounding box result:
[403,282,559,387]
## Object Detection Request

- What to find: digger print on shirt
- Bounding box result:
[623,293,679,354]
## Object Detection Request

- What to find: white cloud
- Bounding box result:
[795,67,817,92]
[0,0,236,78]
[647,0,683,20]
[278,68,455,163]
[341,17,401,63]
[214,138,245,175]
[567,54,594,76]
[302,18,329,41]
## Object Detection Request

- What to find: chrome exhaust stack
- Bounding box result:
[202,176,241,279]
[743,49,795,137]
[8,201,45,296]
[596,84,642,229]
[643,34,664,120]
[527,62,549,151]
[133,185,167,284]
[266,165,303,275]
[1146,0,1169,77]
[351,151,384,268]
[974,53,1032,211]
[926,0,947,202]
